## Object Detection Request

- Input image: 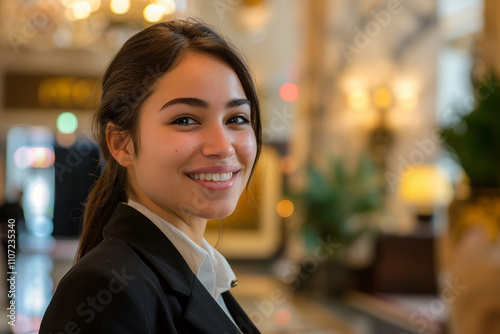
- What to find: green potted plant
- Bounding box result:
[440,73,500,242]
[441,73,500,188]
[300,156,382,246]
[292,155,385,294]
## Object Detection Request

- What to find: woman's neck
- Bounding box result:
[129,194,207,247]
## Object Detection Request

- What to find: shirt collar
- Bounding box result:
[126,199,236,299]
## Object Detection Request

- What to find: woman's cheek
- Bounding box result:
[248,131,257,160]
[240,132,257,163]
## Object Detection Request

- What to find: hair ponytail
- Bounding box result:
[76,160,127,260]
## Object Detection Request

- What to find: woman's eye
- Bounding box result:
[172,117,197,126]
[227,115,250,125]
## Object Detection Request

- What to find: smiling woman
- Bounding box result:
[118,51,257,244]
[39,19,262,334]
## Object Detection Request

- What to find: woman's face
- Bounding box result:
[127,52,257,224]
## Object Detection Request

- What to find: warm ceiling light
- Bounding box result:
[143,3,165,22]
[72,1,92,20]
[110,0,130,14]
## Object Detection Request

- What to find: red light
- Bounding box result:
[279,83,300,102]
[274,308,292,326]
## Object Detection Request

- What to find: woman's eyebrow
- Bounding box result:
[160,97,250,110]
[226,98,250,109]
[160,97,209,110]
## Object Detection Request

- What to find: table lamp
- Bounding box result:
[398,164,454,228]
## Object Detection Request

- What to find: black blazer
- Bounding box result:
[39,203,261,334]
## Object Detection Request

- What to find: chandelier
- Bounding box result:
[1,0,187,52]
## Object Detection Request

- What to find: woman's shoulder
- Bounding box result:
[64,237,155,288]
[39,238,167,333]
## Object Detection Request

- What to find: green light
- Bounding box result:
[57,112,78,134]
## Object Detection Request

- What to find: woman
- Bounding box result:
[40,19,261,334]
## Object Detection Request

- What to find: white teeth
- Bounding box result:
[189,172,233,182]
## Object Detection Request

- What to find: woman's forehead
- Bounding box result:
[146,52,247,104]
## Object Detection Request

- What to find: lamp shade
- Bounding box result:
[398,164,454,207]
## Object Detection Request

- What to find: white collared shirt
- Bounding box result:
[126,200,239,328]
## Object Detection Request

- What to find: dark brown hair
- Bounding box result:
[77,19,262,260]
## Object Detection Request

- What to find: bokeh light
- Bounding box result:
[31,147,55,168]
[274,308,292,326]
[110,0,130,14]
[279,82,300,102]
[277,199,294,218]
[143,4,165,22]
[56,112,78,134]
[27,178,51,215]
[347,88,370,110]
[53,28,74,48]
[372,87,393,109]
[28,216,54,237]
[13,146,54,169]
[72,1,92,20]
[14,146,33,169]
[395,81,419,110]
[143,0,176,22]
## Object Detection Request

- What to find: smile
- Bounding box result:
[188,172,233,181]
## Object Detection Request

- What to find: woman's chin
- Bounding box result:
[199,205,238,221]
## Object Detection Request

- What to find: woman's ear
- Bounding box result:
[106,123,135,167]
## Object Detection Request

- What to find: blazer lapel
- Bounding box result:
[223,292,261,334]
[183,281,242,334]
[103,203,193,296]
[103,203,248,334]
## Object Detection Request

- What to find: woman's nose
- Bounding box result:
[201,124,235,159]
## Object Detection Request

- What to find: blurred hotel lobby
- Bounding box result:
[1,0,500,333]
